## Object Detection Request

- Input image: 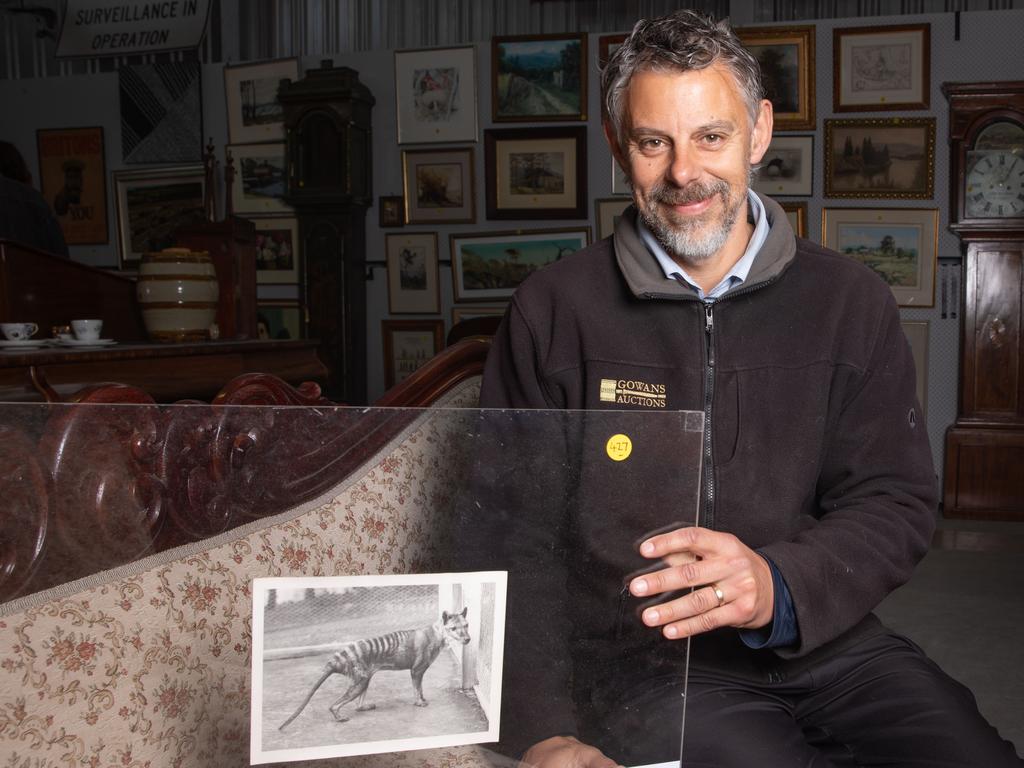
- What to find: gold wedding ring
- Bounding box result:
[710,583,725,608]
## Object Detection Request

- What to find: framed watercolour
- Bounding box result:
[253,217,299,284]
[256,300,302,340]
[485,127,586,220]
[452,305,506,326]
[821,207,938,307]
[780,201,808,238]
[900,319,929,418]
[224,58,299,144]
[450,227,590,302]
[833,24,930,112]
[824,118,935,199]
[395,45,478,144]
[386,232,441,314]
[735,25,815,130]
[36,126,108,245]
[595,198,632,240]
[113,165,205,269]
[382,319,445,388]
[598,33,627,68]
[379,195,404,227]
[753,135,813,197]
[612,160,631,196]
[492,33,587,122]
[229,143,291,215]
[402,148,475,225]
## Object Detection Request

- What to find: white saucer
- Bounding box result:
[0,338,45,348]
[58,338,117,347]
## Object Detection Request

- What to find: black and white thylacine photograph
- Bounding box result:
[250,572,506,764]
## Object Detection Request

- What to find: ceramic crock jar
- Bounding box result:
[136,248,219,342]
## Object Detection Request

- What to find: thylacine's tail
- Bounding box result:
[278,665,335,730]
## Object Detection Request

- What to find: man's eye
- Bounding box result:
[703,134,723,145]
[638,138,665,151]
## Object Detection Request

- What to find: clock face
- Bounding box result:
[965,150,1024,218]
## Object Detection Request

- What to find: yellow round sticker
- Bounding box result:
[606,433,633,462]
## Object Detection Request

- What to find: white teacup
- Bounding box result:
[1,322,38,340]
[71,318,103,341]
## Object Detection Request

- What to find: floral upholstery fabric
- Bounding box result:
[0,380,511,767]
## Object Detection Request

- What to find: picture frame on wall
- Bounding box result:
[394,45,478,144]
[224,58,299,144]
[382,319,445,388]
[900,319,929,419]
[833,24,930,112]
[735,25,815,130]
[450,227,590,302]
[401,148,475,225]
[780,201,808,238]
[113,164,205,269]
[253,217,299,284]
[36,126,108,246]
[485,127,587,220]
[385,232,441,314]
[229,143,292,215]
[824,117,935,199]
[597,33,627,68]
[492,33,587,122]
[595,197,632,240]
[821,207,938,307]
[753,135,814,197]
[379,195,404,227]
[257,300,302,340]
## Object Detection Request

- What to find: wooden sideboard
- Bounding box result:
[0,339,328,402]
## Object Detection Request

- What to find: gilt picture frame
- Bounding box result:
[824,117,935,199]
[780,201,808,238]
[401,148,476,225]
[833,24,930,112]
[735,25,815,130]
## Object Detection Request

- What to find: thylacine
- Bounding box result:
[278,607,471,730]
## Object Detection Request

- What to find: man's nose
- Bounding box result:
[666,146,699,187]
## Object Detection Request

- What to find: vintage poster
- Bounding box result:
[36,126,108,245]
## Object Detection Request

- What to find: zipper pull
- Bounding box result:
[705,303,714,333]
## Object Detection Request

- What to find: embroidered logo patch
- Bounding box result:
[599,378,667,408]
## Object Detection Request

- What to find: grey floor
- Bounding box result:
[875,516,1024,754]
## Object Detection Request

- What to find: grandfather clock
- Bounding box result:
[942,81,1024,519]
[280,61,375,404]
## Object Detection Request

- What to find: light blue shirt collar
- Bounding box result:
[638,189,769,301]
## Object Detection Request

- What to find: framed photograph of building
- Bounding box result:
[381,319,445,388]
[36,126,108,245]
[824,118,935,199]
[395,45,478,144]
[224,58,299,144]
[386,232,441,314]
[821,206,938,307]
[450,227,590,302]
[402,148,475,225]
[229,143,291,215]
[253,217,299,284]
[484,127,586,220]
[735,25,815,130]
[833,24,930,112]
[113,164,205,269]
[780,201,808,238]
[595,197,632,240]
[492,33,587,122]
[753,135,813,197]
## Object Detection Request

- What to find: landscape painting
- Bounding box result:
[492,34,586,121]
[824,118,934,199]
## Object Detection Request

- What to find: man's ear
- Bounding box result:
[749,99,774,165]
[603,119,629,179]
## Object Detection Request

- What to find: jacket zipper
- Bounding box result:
[702,301,715,530]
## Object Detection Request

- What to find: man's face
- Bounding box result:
[612,65,771,266]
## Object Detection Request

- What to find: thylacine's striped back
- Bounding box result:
[330,628,426,674]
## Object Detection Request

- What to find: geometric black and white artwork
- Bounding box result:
[119,62,202,164]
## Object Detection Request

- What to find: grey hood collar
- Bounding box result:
[612,194,798,299]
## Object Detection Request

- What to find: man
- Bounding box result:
[0,140,69,257]
[476,11,1021,768]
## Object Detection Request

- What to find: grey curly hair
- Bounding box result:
[601,10,765,152]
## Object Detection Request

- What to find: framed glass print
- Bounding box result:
[395,45,478,144]
[402,148,475,224]
[484,127,586,220]
[595,198,632,240]
[382,319,445,388]
[833,24,929,112]
[753,135,813,197]
[492,33,587,122]
[36,126,108,245]
[229,143,292,215]
[824,118,935,199]
[735,25,815,130]
[780,201,808,238]
[385,232,441,314]
[223,58,299,144]
[113,165,205,269]
[450,227,590,302]
[253,217,299,284]
[821,207,938,307]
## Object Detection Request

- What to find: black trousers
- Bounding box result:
[586,630,1022,767]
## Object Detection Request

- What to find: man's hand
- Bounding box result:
[628,526,774,639]
[519,735,622,767]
